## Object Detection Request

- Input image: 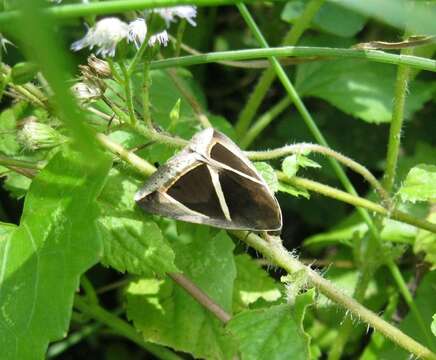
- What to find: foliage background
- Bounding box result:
[0,0,435,359]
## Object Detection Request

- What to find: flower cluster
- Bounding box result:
[71,5,197,57]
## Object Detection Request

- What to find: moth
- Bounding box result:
[135,128,282,233]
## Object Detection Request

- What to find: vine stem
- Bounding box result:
[96,133,436,359]
[150,47,436,72]
[74,296,183,360]
[247,143,391,206]
[119,61,138,126]
[279,174,436,234]
[229,232,436,360]
[383,48,413,193]
[235,0,325,138]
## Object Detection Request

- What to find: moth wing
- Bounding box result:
[206,130,282,232]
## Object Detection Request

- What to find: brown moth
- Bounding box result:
[135,128,282,233]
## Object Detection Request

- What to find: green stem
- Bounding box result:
[383,48,413,193]
[142,57,153,129]
[230,231,436,360]
[235,0,324,138]
[240,97,291,148]
[150,47,436,72]
[247,142,391,205]
[119,61,138,126]
[174,19,187,57]
[74,296,183,360]
[279,174,436,234]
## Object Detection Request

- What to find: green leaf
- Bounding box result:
[398,164,436,203]
[282,155,299,178]
[0,149,112,360]
[227,290,314,360]
[233,254,282,312]
[98,168,178,275]
[278,182,310,199]
[126,226,237,359]
[281,0,367,37]
[414,211,436,270]
[254,162,279,192]
[296,59,435,124]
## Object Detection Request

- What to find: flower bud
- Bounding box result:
[19,118,67,150]
[87,54,111,77]
[71,82,102,103]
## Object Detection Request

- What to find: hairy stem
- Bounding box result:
[235,0,324,138]
[248,143,391,206]
[279,174,436,233]
[232,232,436,360]
[119,61,138,126]
[383,47,413,193]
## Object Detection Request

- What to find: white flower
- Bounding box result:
[71,17,129,57]
[19,119,67,150]
[128,18,147,49]
[152,6,197,27]
[148,30,169,47]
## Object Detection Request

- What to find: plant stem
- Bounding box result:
[174,19,186,57]
[142,58,153,129]
[150,47,436,72]
[168,273,231,323]
[119,61,138,126]
[235,0,324,138]
[248,143,391,206]
[74,296,183,360]
[383,48,413,193]
[240,97,291,148]
[278,174,436,234]
[230,232,436,360]
[0,155,43,170]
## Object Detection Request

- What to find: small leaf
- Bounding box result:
[254,162,279,193]
[0,149,112,359]
[233,254,282,312]
[297,155,321,169]
[282,155,299,177]
[278,182,310,199]
[0,109,20,156]
[126,227,237,359]
[227,290,314,360]
[398,164,436,203]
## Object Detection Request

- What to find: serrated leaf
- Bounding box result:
[233,254,282,312]
[254,162,279,193]
[398,164,436,203]
[281,0,367,37]
[296,58,435,124]
[278,182,310,199]
[227,290,314,360]
[98,168,178,275]
[0,149,111,360]
[126,226,237,359]
[414,211,436,270]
